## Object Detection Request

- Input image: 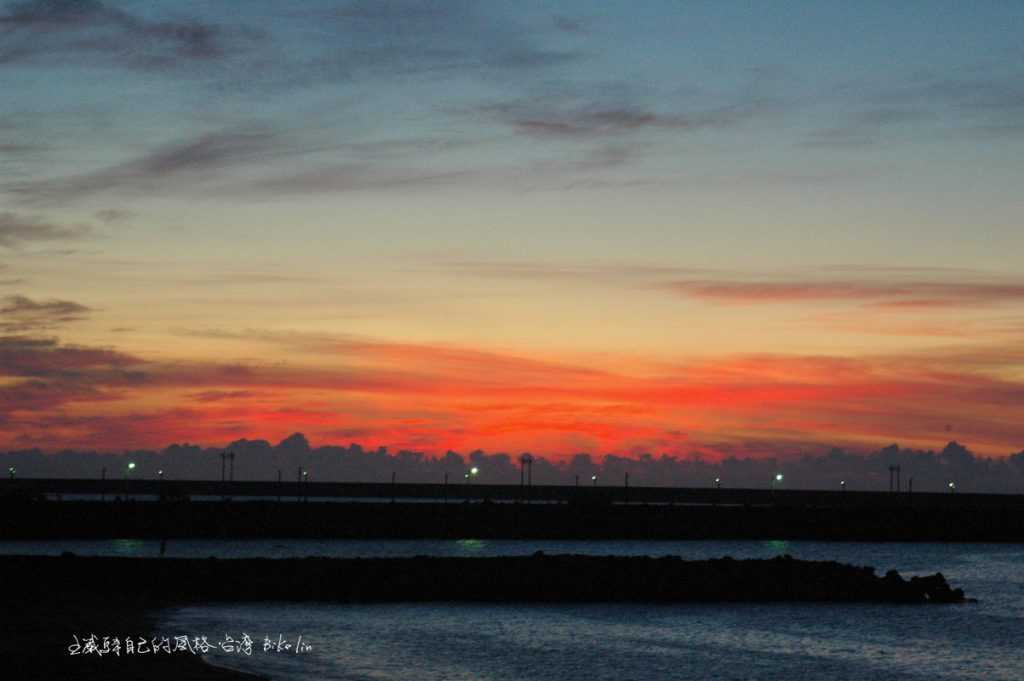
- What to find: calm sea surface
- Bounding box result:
[5,539,1023,680]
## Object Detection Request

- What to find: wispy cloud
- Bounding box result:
[4,329,1024,456]
[665,278,1024,309]
[11,127,282,203]
[805,70,1024,146]
[0,294,91,332]
[316,0,579,77]
[0,211,90,247]
[485,98,772,140]
[0,0,258,70]
[803,108,931,148]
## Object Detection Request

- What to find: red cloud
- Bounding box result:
[3,333,1023,456]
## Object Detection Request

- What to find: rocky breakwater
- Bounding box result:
[2,553,970,604]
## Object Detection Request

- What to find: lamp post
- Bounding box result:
[519,454,533,502]
[771,473,783,492]
[714,477,721,490]
[948,481,956,493]
[840,480,846,491]
[464,466,479,501]
[591,474,598,487]
[125,461,136,500]
[7,466,14,481]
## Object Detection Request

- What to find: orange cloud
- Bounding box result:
[4,329,1023,457]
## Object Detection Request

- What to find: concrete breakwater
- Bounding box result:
[2,553,969,604]
[3,498,1023,541]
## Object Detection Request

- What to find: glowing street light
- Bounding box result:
[127,462,136,471]
[157,469,164,479]
[948,481,956,493]
[591,474,598,487]
[7,466,14,480]
[840,480,846,491]
[714,477,721,489]
[771,473,783,491]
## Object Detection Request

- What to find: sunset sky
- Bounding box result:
[2,1,1023,459]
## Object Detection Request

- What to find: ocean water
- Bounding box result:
[4,539,1020,679]
[103,540,1022,681]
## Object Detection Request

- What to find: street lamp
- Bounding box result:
[591,474,598,487]
[948,481,956,493]
[714,477,721,489]
[771,473,783,491]
[7,466,14,480]
[840,480,846,491]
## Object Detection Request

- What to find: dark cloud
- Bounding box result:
[94,208,131,224]
[12,128,283,202]
[0,0,257,70]
[804,108,932,148]
[0,294,91,332]
[3,433,1024,493]
[188,389,260,403]
[238,163,470,197]
[0,334,147,430]
[0,334,141,379]
[486,99,771,139]
[0,211,90,247]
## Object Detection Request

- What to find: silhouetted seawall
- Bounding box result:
[3,499,1024,541]
[2,554,967,604]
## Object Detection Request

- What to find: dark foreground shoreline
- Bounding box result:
[1,553,969,680]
